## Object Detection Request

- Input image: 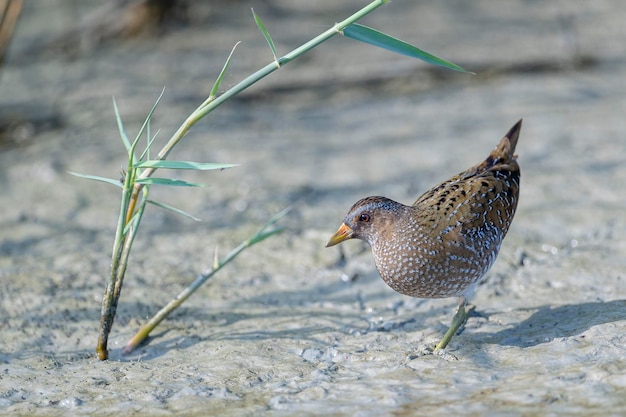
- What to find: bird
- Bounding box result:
[326,120,522,351]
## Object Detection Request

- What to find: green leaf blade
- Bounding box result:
[133,160,238,170]
[146,199,201,221]
[134,177,207,187]
[112,97,132,152]
[67,171,123,188]
[252,8,278,62]
[248,206,291,245]
[209,42,242,100]
[130,88,166,154]
[138,129,161,162]
[343,24,472,74]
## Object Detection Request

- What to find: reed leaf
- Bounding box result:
[67,171,123,188]
[343,23,472,73]
[252,8,278,62]
[134,178,207,187]
[146,199,201,221]
[133,160,237,170]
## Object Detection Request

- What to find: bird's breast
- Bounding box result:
[370,225,499,299]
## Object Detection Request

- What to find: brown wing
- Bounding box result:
[412,120,521,247]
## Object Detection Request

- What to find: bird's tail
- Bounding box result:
[491,119,522,163]
[459,120,522,180]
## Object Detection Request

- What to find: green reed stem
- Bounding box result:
[96,0,388,360]
[123,208,289,354]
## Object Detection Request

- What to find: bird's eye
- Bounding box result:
[359,212,370,222]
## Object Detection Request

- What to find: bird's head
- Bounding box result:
[326,196,406,247]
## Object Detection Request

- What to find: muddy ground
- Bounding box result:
[1,1,625,415]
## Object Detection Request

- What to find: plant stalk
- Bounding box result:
[123,208,288,354]
[126,0,387,214]
[122,240,249,354]
[96,0,388,360]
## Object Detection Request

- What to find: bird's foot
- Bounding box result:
[433,303,469,351]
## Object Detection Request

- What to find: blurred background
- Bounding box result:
[1,1,625,415]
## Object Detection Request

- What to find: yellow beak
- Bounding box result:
[325,223,354,247]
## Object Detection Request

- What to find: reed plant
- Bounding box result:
[70,0,470,360]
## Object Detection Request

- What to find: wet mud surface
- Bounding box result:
[1,1,625,415]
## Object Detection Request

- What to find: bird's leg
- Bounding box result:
[434,297,467,351]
